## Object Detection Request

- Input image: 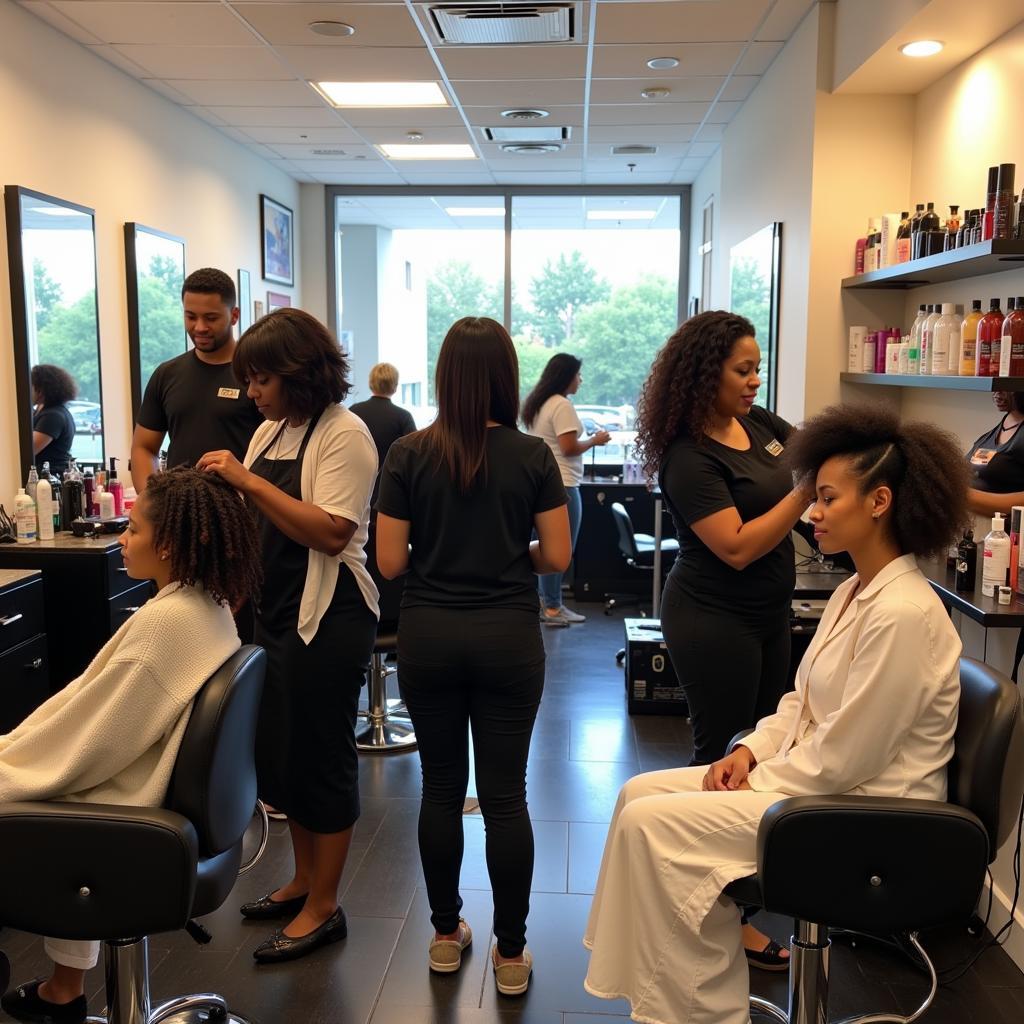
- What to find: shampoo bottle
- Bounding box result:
[977,298,1004,376]
[35,477,53,541]
[959,299,983,376]
[983,513,1011,596]
[108,457,123,516]
[26,465,38,505]
[931,303,960,376]
[895,212,912,263]
[14,488,36,544]
[1004,297,1024,376]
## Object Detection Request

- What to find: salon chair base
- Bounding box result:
[82,937,253,1024]
[356,647,416,753]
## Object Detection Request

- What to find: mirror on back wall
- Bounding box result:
[4,186,104,478]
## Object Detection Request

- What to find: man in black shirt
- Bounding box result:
[349,362,417,506]
[131,268,263,491]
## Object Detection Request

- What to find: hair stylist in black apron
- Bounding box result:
[198,309,379,966]
[967,391,1024,520]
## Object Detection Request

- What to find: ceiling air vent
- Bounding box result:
[311,148,348,156]
[429,4,576,45]
[483,125,570,142]
[611,145,658,156]
[501,143,562,154]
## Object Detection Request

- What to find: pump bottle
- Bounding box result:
[983,513,1011,596]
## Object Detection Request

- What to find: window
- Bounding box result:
[700,198,714,314]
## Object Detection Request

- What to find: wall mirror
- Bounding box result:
[125,223,186,417]
[729,222,782,412]
[4,186,104,474]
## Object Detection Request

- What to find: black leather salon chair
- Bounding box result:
[604,501,678,615]
[0,645,266,1024]
[725,656,1024,1024]
[357,522,415,752]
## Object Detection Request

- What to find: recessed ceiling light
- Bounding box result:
[445,207,506,217]
[587,210,657,221]
[640,87,671,100]
[899,40,944,58]
[500,108,550,120]
[308,21,355,37]
[377,143,476,160]
[314,81,448,107]
[647,57,679,70]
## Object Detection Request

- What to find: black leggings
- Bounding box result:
[398,606,544,959]
[660,582,791,766]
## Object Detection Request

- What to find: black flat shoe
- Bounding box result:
[239,891,308,920]
[1,979,87,1023]
[745,937,791,973]
[252,907,348,964]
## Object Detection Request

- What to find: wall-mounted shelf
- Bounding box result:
[841,372,1024,392]
[841,240,1024,290]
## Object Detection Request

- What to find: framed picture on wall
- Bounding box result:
[253,299,264,321]
[237,268,252,332]
[260,194,293,286]
[267,291,290,312]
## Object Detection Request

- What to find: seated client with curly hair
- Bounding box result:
[0,467,261,1024]
[584,403,970,1024]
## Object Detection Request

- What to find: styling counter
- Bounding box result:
[0,534,154,692]
[0,568,49,731]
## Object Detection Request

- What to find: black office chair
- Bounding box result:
[0,645,266,1024]
[725,656,1024,1024]
[604,502,679,615]
[357,522,415,752]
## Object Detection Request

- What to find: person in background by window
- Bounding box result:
[31,364,78,475]
[523,354,610,627]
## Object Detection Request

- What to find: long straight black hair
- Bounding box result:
[522,352,582,429]
[419,317,520,493]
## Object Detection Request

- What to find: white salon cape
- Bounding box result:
[583,554,961,1024]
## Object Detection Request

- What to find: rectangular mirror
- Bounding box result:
[4,186,104,475]
[125,223,187,418]
[729,222,782,412]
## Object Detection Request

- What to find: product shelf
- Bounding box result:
[841,372,1024,392]
[841,240,1024,290]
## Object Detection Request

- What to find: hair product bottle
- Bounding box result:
[932,303,961,375]
[994,164,1017,239]
[921,304,941,375]
[944,206,961,251]
[1002,296,1024,377]
[108,457,123,516]
[915,203,941,259]
[983,513,1011,596]
[984,166,999,240]
[908,305,926,373]
[959,299,983,376]
[956,531,978,592]
[35,476,53,541]
[895,212,912,263]
[977,299,1004,376]
[14,488,36,544]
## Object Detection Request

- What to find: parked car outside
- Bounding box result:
[66,400,102,434]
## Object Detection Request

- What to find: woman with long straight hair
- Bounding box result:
[376,317,571,996]
[523,353,610,626]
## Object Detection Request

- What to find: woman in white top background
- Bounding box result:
[583,403,971,1024]
[198,309,379,965]
[0,467,260,1024]
[523,354,610,627]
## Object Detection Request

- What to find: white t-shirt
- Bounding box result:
[244,403,379,642]
[530,394,583,487]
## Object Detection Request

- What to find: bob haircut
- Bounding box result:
[522,352,583,429]
[233,308,352,421]
[786,403,971,560]
[369,362,400,396]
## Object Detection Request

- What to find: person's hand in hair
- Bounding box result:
[196,450,252,491]
[702,746,756,791]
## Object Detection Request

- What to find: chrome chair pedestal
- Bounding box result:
[356,651,416,753]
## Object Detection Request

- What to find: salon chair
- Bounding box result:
[725,656,1024,1024]
[0,644,266,1024]
[357,522,415,752]
[604,502,678,615]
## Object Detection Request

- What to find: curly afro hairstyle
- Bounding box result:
[635,310,756,478]
[31,364,78,406]
[142,467,261,608]
[786,403,971,559]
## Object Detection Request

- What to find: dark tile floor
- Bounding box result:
[3,605,1022,1023]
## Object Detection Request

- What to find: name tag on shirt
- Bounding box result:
[764,438,785,457]
[970,447,998,466]
[217,387,241,400]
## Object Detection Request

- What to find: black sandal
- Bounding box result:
[744,938,791,972]
[1,979,87,1024]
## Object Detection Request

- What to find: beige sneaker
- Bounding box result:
[492,947,533,996]
[428,920,472,973]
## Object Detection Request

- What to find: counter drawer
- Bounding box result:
[0,634,50,732]
[0,577,45,655]
[104,547,135,598]
[108,580,155,634]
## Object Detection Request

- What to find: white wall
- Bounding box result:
[0,0,302,501]
[687,148,722,311]
[300,183,329,325]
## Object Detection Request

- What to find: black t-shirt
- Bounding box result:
[967,418,1024,493]
[349,396,417,505]
[376,426,567,611]
[33,403,76,474]
[137,350,264,468]
[660,405,795,614]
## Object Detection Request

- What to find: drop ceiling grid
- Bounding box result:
[17,0,817,186]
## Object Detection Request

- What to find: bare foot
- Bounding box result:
[742,922,789,960]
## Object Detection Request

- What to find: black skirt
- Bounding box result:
[253,565,376,834]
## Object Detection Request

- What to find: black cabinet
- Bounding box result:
[0,572,49,731]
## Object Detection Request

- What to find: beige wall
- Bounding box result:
[0,0,302,501]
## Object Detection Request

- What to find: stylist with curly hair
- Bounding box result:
[634,311,811,967]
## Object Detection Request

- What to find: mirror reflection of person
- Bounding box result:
[966,390,1024,522]
[31,364,78,475]
[131,268,263,492]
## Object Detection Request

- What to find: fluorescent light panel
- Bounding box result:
[445,207,506,216]
[587,210,657,221]
[314,81,448,107]
[379,144,477,160]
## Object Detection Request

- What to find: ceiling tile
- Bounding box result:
[488,158,584,172]
[588,101,740,126]
[293,158,385,172]
[369,159,484,174]
[686,141,720,158]
[242,124,364,144]
[164,79,323,106]
[357,125,473,145]
[244,141,282,159]
[217,126,256,144]
[234,3,424,47]
[270,141,378,159]
[736,41,783,76]
[313,172,406,185]
[206,105,343,126]
[463,105,584,128]
[757,0,815,41]
[449,79,585,108]
[585,142,692,159]
[396,173,499,185]
[340,106,466,126]
[50,2,258,45]
[20,1,102,44]
[273,44,437,80]
[693,123,724,140]
[587,124,700,143]
[438,45,587,81]
[589,77,721,104]
[141,78,197,105]
[594,1,770,45]
[592,43,744,78]
[495,172,588,184]
[584,170,675,184]
[187,106,227,125]
[586,156,681,172]
[87,43,151,76]
[112,44,294,80]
